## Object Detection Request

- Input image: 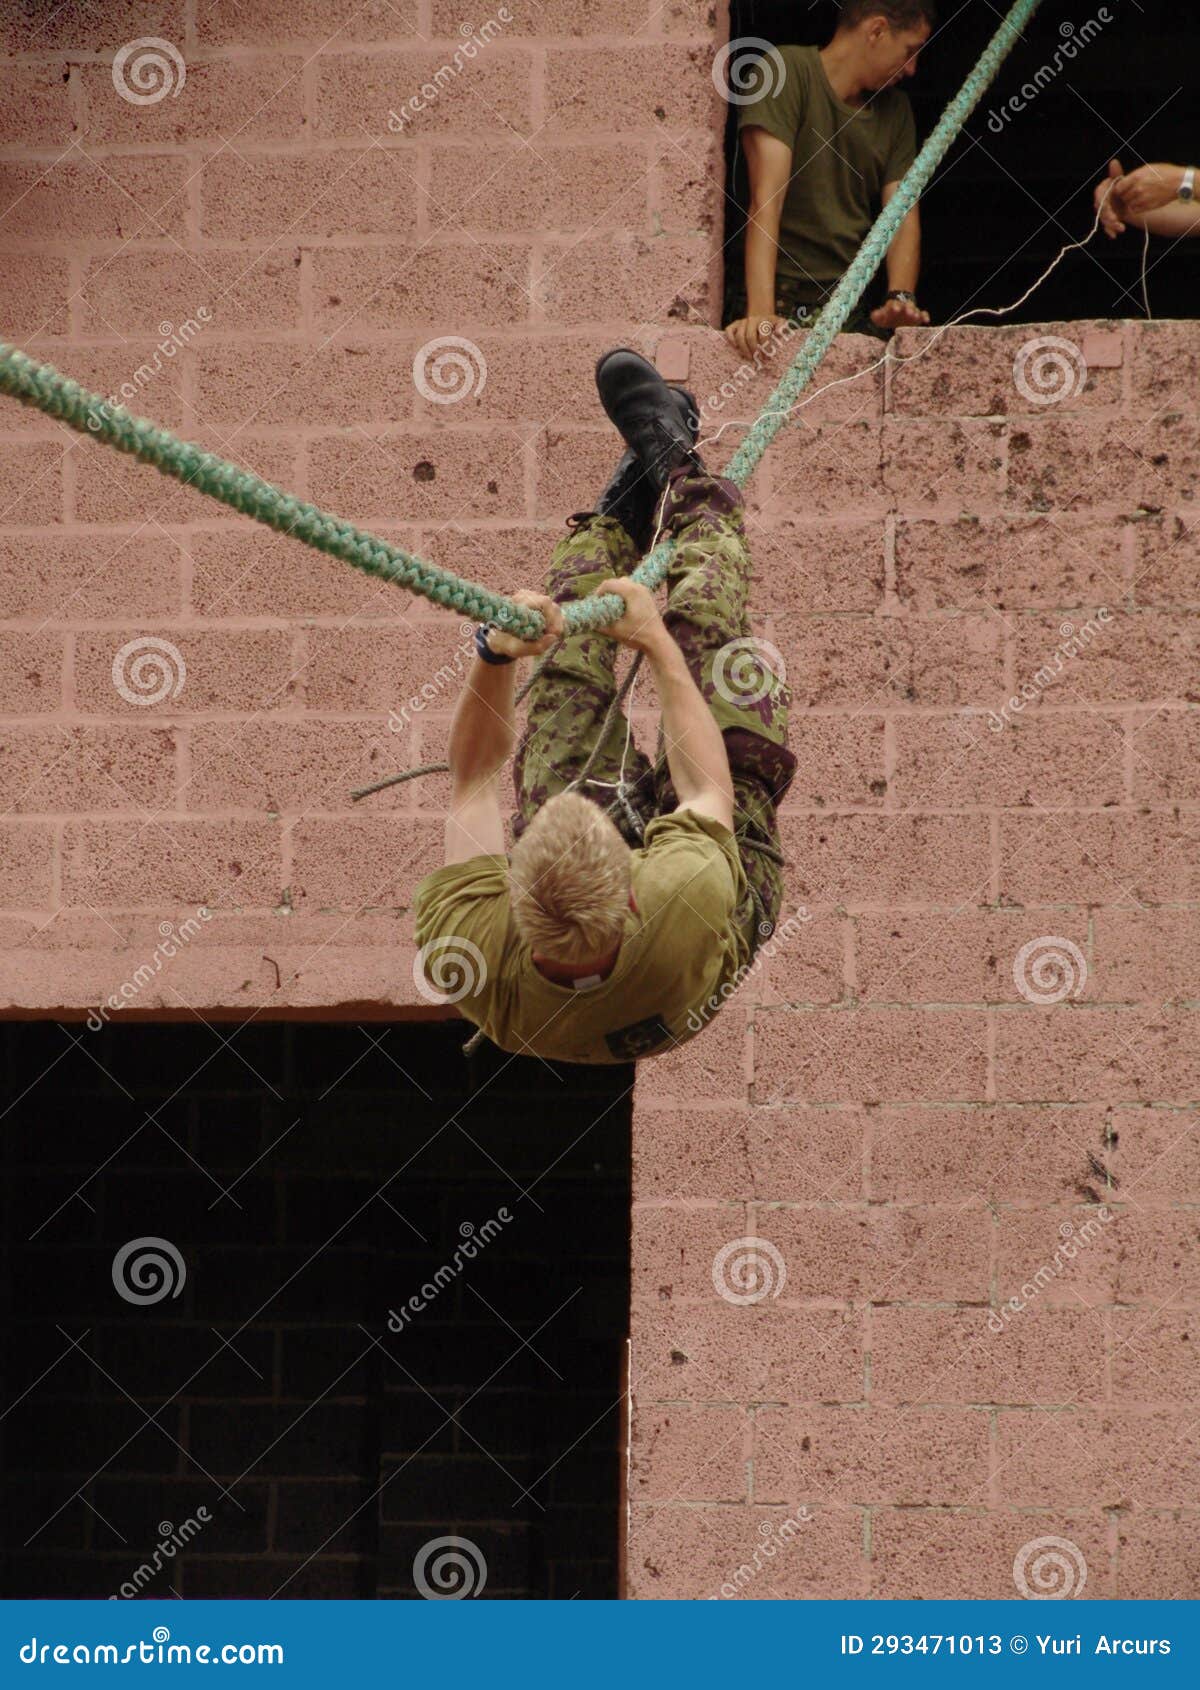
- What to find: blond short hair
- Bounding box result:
[508,791,632,964]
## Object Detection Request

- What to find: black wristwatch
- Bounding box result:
[474,623,514,666]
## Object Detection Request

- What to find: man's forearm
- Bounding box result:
[1127,201,1200,237]
[645,634,734,807]
[447,655,517,786]
[743,212,782,318]
[886,205,922,292]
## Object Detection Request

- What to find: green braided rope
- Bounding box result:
[0,0,1040,641]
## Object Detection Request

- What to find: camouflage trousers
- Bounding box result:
[512,468,797,956]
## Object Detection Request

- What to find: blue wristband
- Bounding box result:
[474,623,514,666]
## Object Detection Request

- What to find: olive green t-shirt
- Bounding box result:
[411,809,753,1065]
[738,44,917,295]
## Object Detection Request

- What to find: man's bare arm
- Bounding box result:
[870,183,930,330]
[597,578,734,830]
[726,127,795,363]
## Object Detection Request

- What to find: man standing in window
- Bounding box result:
[726,0,936,357]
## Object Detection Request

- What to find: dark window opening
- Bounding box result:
[723,0,1200,326]
[0,1022,633,1600]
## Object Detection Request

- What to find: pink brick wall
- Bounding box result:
[2,0,1199,1602]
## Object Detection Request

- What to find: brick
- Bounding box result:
[995,1206,1119,1309]
[889,323,1119,417]
[896,514,1127,611]
[315,49,533,139]
[763,418,885,516]
[868,1105,1113,1205]
[536,425,625,521]
[883,418,1006,506]
[312,241,532,333]
[855,911,1096,1006]
[537,233,713,326]
[649,131,724,238]
[629,1403,749,1501]
[432,0,651,35]
[302,621,474,713]
[625,1501,865,1599]
[1013,609,1197,705]
[631,1301,863,1402]
[870,1509,1110,1599]
[81,250,302,337]
[775,614,1003,709]
[81,56,305,144]
[780,814,992,906]
[994,1007,1200,1102]
[428,142,649,235]
[198,1,416,44]
[1008,414,1200,511]
[996,1409,1200,1509]
[0,821,55,906]
[1113,1108,1200,1203]
[0,256,70,340]
[1129,319,1200,413]
[647,1000,748,1104]
[0,63,71,145]
[755,907,845,1006]
[755,1405,990,1505]
[74,630,296,716]
[1131,512,1200,605]
[1130,708,1200,802]
[0,1,186,52]
[0,531,183,620]
[60,818,281,907]
[999,811,1200,904]
[195,337,419,429]
[0,440,65,525]
[290,816,442,907]
[631,1202,748,1303]
[200,150,418,241]
[307,427,527,525]
[892,712,1125,809]
[73,431,298,526]
[1093,908,1200,1000]
[754,1006,988,1105]
[0,725,176,813]
[189,720,404,813]
[0,156,188,240]
[544,46,717,132]
[1112,1309,1200,1403]
[870,1307,1106,1406]
[760,1200,991,1302]
[187,524,402,620]
[0,630,63,713]
[1116,1514,1200,1599]
[632,1104,865,1205]
[746,517,885,614]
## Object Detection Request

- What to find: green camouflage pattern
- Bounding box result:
[513,469,796,956]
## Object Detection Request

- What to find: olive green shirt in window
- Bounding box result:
[411,810,753,1065]
[737,44,917,296]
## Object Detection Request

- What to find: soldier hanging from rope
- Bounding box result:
[412,351,797,1064]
